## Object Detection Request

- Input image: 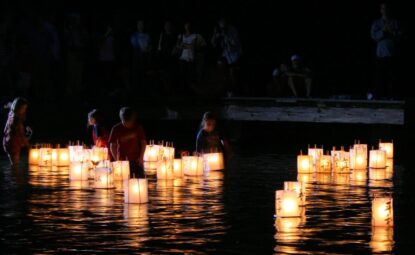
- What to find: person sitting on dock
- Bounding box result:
[282,54,312,98]
[196,112,232,159]
[3,97,31,167]
[108,107,147,178]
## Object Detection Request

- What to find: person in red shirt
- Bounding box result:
[108,107,147,178]
[88,109,109,148]
[3,97,31,167]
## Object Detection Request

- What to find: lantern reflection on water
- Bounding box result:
[369,168,388,181]
[371,226,394,253]
[183,156,204,176]
[123,203,149,228]
[203,152,225,171]
[275,190,302,218]
[351,169,368,185]
[297,154,313,174]
[297,173,313,184]
[315,173,331,184]
[94,167,114,189]
[369,150,387,169]
[372,197,393,227]
[124,178,148,204]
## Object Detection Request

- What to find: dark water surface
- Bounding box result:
[0,148,412,254]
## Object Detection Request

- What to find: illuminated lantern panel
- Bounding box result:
[69,162,89,181]
[308,148,323,165]
[297,155,313,174]
[369,150,387,169]
[182,156,204,176]
[163,146,175,161]
[39,148,53,167]
[94,167,114,189]
[56,148,70,167]
[379,142,394,159]
[29,148,40,165]
[143,145,161,162]
[144,161,158,171]
[92,147,108,162]
[173,159,183,178]
[284,181,306,206]
[372,197,393,227]
[124,178,148,204]
[316,155,331,173]
[157,161,175,180]
[332,151,350,174]
[350,147,367,170]
[297,173,313,184]
[203,153,225,171]
[275,190,301,218]
[69,145,84,162]
[112,161,130,181]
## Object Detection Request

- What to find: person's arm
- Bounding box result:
[108,127,118,159]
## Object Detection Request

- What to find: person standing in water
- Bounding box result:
[3,97,31,167]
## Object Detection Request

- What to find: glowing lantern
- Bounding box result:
[92,146,108,161]
[297,154,313,174]
[297,173,313,183]
[371,226,394,253]
[369,150,386,169]
[316,155,331,173]
[56,148,70,167]
[351,169,367,185]
[94,167,114,189]
[69,162,89,181]
[308,146,323,165]
[124,178,148,204]
[372,197,393,227]
[332,148,350,173]
[144,161,158,171]
[203,152,225,171]
[173,159,183,178]
[275,190,301,218]
[39,147,53,167]
[182,156,204,176]
[69,145,84,162]
[350,144,367,170]
[29,148,40,165]
[284,181,306,206]
[379,142,394,159]
[163,146,175,161]
[143,144,161,162]
[157,160,175,179]
[112,161,130,181]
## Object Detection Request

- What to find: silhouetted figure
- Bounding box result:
[282,55,312,97]
[371,2,402,99]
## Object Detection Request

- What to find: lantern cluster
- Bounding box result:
[29,144,70,167]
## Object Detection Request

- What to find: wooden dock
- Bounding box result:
[137,97,405,125]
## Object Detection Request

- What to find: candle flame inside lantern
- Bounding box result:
[100,175,107,185]
[60,152,68,161]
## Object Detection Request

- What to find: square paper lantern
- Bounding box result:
[316,155,331,173]
[92,146,108,162]
[157,161,175,180]
[350,145,367,170]
[69,145,84,162]
[29,148,40,165]
[39,148,53,167]
[173,159,183,178]
[124,178,148,204]
[308,147,323,165]
[144,161,158,171]
[94,167,114,189]
[370,150,386,169]
[275,190,301,218]
[163,146,175,161]
[55,148,70,167]
[284,181,306,206]
[69,162,89,181]
[203,153,225,171]
[379,142,394,159]
[372,197,393,227]
[183,156,204,176]
[144,144,161,162]
[112,161,130,181]
[297,155,313,174]
[332,149,350,174]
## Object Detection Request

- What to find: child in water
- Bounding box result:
[3,98,31,167]
[196,112,231,158]
[88,109,109,148]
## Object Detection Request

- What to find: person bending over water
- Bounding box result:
[196,112,232,159]
[3,97,31,167]
[88,109,109,148]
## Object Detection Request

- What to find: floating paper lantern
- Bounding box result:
[372,197,393,227]
[284,181,306,206]
[144,161,158,171]
[332,148,350,173]
[173,159,183,178]
[308,146,323,165]
[69,162,89,181]
[182,156,204,176]
[94,167,114,189]
[163,146,175,161]
[56,148,70,167]
[124,178,148,204]
[157,160,175,179]
[39,147,53,167]
[371,226,394,253]
[316,155,331,173]
[69,145,84,162]
[144,144,161,162]
[275,190,301,218]
[29,148,39,165]
[297,154,313,174]
[350,144,367,170]
[112,161,130,181]
[203,152,225,171]
[369,150,386,169]
[379,142,394,159]
[92,146,108,162]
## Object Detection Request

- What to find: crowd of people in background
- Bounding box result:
[0,2,405,102]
